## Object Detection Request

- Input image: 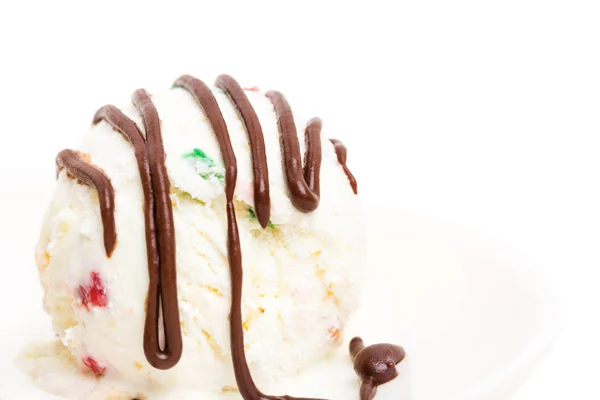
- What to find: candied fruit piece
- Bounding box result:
[82,356,106,377]
[78,271,107,309]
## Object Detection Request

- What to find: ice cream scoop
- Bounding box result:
[33,74,364,399]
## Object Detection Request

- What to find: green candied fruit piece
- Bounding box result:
[183,148,224,183]
[248,207,276,229]
[183,148,216,167]
[198,172,225,182]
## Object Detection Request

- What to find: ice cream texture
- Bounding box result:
[32,74,364,397]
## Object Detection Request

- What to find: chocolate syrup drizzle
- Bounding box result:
[55,149,117,257]
[330,139,358,195]
[91,89,183,370]
[264,91,323,213]
[349,337,406,400]
[55,74,357,399]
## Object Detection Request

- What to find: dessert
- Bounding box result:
[26,73,382,399]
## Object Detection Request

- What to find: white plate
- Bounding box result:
[0,198,559,399]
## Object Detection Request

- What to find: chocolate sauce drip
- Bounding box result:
[55,149,117,257]
[215,74,271,229]
[329,139,358,195]
[133,90,182,369]
[349,337,406,400]
[92,94,182,369]
[174,75,326,400]
[303,118,324,197]
[265,91,322,212]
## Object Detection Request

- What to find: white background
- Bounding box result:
[0,1,599,398]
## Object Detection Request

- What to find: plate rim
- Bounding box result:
[1,209,561,399]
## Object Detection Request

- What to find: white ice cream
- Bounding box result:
[29,82,364,398]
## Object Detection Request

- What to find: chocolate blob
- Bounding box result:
[349,337,406,400]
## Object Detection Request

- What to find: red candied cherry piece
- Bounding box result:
[88,271,107,307]
[82,356,106,377]
[77,271,107,309]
